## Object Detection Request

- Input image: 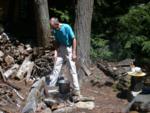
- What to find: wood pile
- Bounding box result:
[0,33,54,113]
[97,59,135,90]
[0,33,54,81]
[0,80,26,113]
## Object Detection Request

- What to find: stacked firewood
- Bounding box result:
[0,33,54,82]
[0,33,54,113]
[97,59,135,90]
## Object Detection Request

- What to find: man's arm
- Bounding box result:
[72,38,77,61]
[66,24,77,61]
[54,41,59,61]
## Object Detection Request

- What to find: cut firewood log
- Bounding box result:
[75,60,91,77]
[4,55,15,66]
[25,62,34,83]
[18,45,25,54]
[0,50,4,57]
[0,66,6,82]
[81,64,92,76]
[6,80,21,90]
[22,77,45,113]
[4,64,19,79]
[25,44,33,53]
[16,55,33,80]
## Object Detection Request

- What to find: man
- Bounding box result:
[49,17,80,96]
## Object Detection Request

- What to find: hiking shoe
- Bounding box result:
[73,90,81,96]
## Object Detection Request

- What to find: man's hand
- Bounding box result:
[72,51,77,62]
[54,50,57,62]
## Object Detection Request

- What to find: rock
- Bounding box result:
[4,55,15,66]
[53,106,76,113]
[129,111,139,113]
[124,94,150,113]
[75,101,95,110]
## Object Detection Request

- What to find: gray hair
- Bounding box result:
[50,17,59,25]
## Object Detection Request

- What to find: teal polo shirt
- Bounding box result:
[52,23,75,47]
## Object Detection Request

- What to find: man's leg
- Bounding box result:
[49,56,63,86]
[66,47,80,94]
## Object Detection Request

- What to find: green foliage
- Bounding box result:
[116,3,150,59]
[50,8,70,22]
[142,41,150,53]
[92,1,150,61]
[90,35,112,60]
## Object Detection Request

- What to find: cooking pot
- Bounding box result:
[58,79,70,94]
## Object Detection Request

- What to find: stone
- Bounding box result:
[124,94,150,112]
[53,106,76,113]
[75,101,95,110]
[129,111,139,113]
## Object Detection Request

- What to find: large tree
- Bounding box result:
[34,0,50,47]
[74,0,94,77]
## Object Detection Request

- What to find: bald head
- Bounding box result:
[50,17,59,29]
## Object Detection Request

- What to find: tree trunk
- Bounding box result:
[34,0,50,47]
[74,0,94,77]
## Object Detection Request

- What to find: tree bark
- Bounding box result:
[34,0,50,47]
[74,0,94,77]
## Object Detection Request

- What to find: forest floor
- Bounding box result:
[71,66,129,113]
[0,66,134,113]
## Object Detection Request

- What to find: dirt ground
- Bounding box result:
[0,67,130,113]
[0,79,32,113]
[72,67,128,113]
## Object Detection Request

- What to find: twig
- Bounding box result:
[13,89,24,100]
